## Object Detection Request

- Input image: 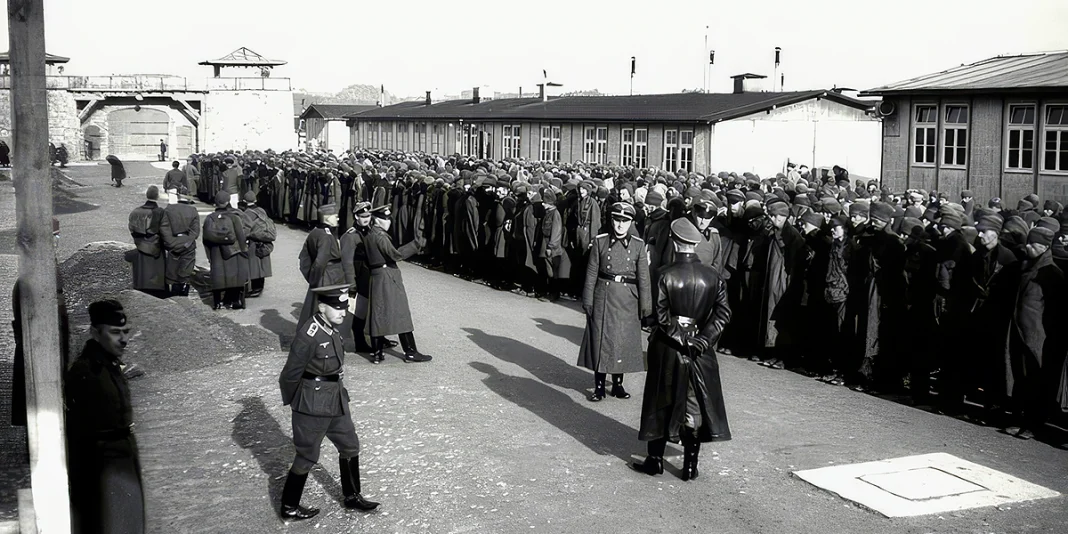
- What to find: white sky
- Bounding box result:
[3,0,1067,98]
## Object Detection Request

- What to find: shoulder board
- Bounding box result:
[595,233,609,239]
[306,322,320,337]
[707,227,719,234]
[345,227,357,234]
[630,235,646,243]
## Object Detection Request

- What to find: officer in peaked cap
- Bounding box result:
[279,284,380,521]
[297,203,346,326]
[633,216,732,481]
[578,202,651,402]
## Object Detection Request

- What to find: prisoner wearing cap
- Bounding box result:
[1028,227,1055,247]
[312,284,352,310]
[89,299,127,327]
[243,191,257,205]
[870,201,895,223]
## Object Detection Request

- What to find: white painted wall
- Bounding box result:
[202,90,294,152]
[710,98,881,178]
[327,121,349,154]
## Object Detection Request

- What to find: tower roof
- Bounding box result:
[198,47,286,67]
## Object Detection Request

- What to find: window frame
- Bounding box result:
[678,129,694,173]
[1005,103,1036,172]
[621,128,634,166]
[663,128,679,171]
[540,125,561,162]
[1042,102,1068,174]
[583,126,597,163]
[503,124,521,159]
[913,103,938,167]
[941,103,969,168]
[431,123,443,155]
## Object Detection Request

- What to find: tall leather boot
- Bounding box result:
[610,374,630,399]
[630,438,666,476]
[351,316,375,352]
[589,372,606,402]
[339,457,380,511]
[371,337,385,364]
[280,471,319,520]
[399,332,432,363]
[681,428,701,481]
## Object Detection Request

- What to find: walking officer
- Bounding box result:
[278,284,380,520]
[577,202,652,401]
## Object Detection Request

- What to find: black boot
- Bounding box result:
[399,332,432,363]
[339,457,380,511]
[280,471,320,520]
[681,429,701,481]
[630,438,665,476]
[610,374,630,399]
[382,338,399,349]
[212,290,224,310]
[351,316,375,352]
[371,337,385,364]
[589,372,606,402]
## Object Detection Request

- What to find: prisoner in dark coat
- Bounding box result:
[163,161,188,194]
[159,193,200,297]
[126,187,167,298]
[106,154,126,187]
[65,300,145,534]
[298,203,345,326]
[577,203,652,402]
[633,218,732,482]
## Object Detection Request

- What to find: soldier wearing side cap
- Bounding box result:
[578,202,652,402]
[633,218,732,482]
[159,191,200,297]
[298,203,346,326]
[364,204,431,363]
[278,285,380,521]
[65,300,145,534]
[241,191,275,298]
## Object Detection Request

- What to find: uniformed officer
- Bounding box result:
[577,202,652,401]
[278,284,380,520]
[65,300,145,534]
[297,203,346,326]
[341,201,375,352]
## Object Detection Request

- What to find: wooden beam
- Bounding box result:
[8,0,71,532]
[173,98,201,123]
[77,98,99,123]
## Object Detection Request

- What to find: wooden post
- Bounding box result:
[8,0,72,532]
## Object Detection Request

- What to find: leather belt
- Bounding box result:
[598,272,637,284]
[302,372,340,382]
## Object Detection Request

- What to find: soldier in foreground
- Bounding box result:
[278,284,380,520]
[66,300,145,533]
[633,218,732,481]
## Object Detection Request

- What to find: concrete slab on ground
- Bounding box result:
[793,452,1060,517]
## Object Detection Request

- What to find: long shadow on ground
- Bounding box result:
[463,327,590,397]
[532,317,585,347]
[231,396,345,514]
[260,305,301,350]
[470,361,638,461]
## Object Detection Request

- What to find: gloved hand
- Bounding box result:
[686,335,709,354]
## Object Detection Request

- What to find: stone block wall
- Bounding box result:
[0,89,82,159]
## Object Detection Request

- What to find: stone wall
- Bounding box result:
[83,102,197,161]
[202,90,295,152]
[0,89,82,159]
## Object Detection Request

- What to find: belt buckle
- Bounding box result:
[613,275,624,283]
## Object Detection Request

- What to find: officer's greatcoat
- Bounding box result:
[578,233,652,374]
[364,226,421,337]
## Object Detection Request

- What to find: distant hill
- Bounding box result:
[293,84,397,115]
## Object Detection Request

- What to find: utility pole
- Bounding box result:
[8,0,71,532]
[702,27,708,92]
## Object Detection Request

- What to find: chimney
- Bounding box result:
[425,91,432,106]
[539,83,547,102]
[472,87,481,104]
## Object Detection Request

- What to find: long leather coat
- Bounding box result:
[639,252,732,444]
[364,226,421,336]
[298,226,345,325]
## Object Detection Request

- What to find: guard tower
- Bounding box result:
[0,51,68,75]
[199,47,287,78]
